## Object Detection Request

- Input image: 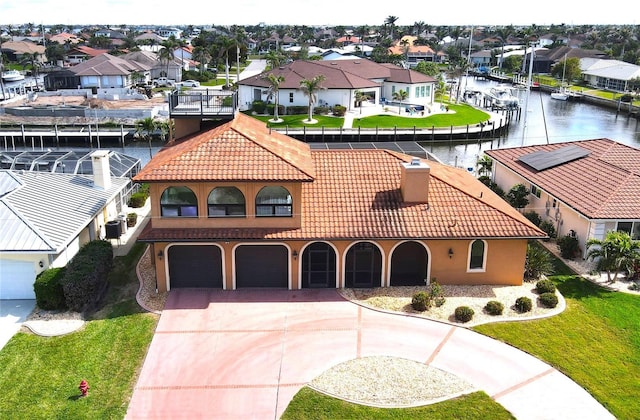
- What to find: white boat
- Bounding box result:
[551,90,569,101]
[2,70,25,82]
[485,85,519,108]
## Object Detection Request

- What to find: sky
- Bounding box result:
[1,0,637,27]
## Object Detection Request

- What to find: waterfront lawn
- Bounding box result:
[0,243,158,420]
[248,113,345,128]
[353,104,489,128]
[281,388,515,420]
[474,248,640,419]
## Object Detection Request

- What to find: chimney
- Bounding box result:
[90,150,111,190]
[400,158,430,203]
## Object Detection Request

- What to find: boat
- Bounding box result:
[485,85,519,109]
[2,70,25,82]
[551,55,569,101]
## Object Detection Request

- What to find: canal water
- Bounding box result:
[426,76,640,170]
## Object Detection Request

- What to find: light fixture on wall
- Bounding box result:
[39,261,44,268]
[292,250,298,259]
[157,250,163,259]
[448,248,454,259]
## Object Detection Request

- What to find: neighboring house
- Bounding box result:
[485,139,640,259]
[524,46,607,74]
[133,113,544,292]
[157,27,182,39]
[65,45,109,65]
[388,36,437,68]
[236,59,436,112]
[134,31,165,48]
[470,50,492,68]
[580,58,640,92]
[0,40,46,62]
[55,53,151,90]
[48,32,83,46]
[0,151,134,299]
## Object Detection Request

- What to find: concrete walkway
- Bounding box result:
[0,300,35,350]
[126,289,613,420]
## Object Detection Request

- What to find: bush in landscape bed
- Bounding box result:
[251,100,266,114]
[455,306,475,323]
[332,104,346,116]
[61,240,113,312]
[484,300,504,315]
[536,279,556,294]
[523,211,542,227]
[128,191,147,208]
[557,234,580,259]
[412,291,430,311]
[429,280,446,307]
[34,267,67,310]
[539,220,556,240]
[539,292,559,308]
[515,296,532,313]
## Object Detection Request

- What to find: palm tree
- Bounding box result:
[476,155,493,177]
[392,89,408,114]
[192,46,211,73]
[20,52,41,90]
[264,73,285,122]
[495,26,514,71]
[217,36,237,89]
[298,75,326,123]
[587,231,640,283]
[385,16,399,40]
[136,117,161,159]
[158,40,176,78]
[265,49,286,70]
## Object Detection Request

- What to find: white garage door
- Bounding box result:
[0,260,36,299]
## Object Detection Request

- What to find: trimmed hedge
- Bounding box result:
[536,279,556,294]
[286,105,309,115]
[34,267,67,310]
[332,105,346,116]
[539,292,559,308]
[252,100,267,114]
[61,240,113,312]
[515,296,533,313]
[484,300,504,315]
[454,306,475,323]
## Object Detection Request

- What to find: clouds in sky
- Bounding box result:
[1,0,637,27]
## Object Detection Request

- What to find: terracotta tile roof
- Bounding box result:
[137,116,544,241]
[134,113,315,182]
[485,139,640,219]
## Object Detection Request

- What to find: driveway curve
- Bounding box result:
[126,289,612,420]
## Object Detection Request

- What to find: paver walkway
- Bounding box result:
[126,289,613,420]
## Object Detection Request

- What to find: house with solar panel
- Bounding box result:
[0,150,140,299]
[485,139,640,258]
[133,112,545,292]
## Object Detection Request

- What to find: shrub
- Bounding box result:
[61,240,113,312]
[128,191,147,208]
[539,292,559,308]
[251,100,266,114]
[332,104,346,116]
[557,234,580,259]
[411,291,431,311]
[536,279,556,294]
[454,306,475,323]
[429,280,446,307]
[524,211,542,227]
[525,242,554,280]
[34,267,67,310]
[539,220,556,240]
[126,212,138,227]
[484,300,504,315]
[515,296,532,313]
[314,105,330,115]
[265,103,285,116]
[286,105,309,115]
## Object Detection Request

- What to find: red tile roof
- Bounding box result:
[134,113,315,182]
[136,114,543,242]
[485,139,640,219]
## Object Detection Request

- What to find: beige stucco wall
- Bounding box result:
[173,118,201,140]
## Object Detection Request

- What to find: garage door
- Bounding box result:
[168,245,223,288]
[0,260,36,299]
[235,245,288,288]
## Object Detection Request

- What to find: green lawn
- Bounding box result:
[248,113,346,128]
[352,104,490,128]
[282,388,514,420]
[474,246,640,419]
[0,243,158,419]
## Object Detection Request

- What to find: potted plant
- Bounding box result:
[126,212,138,228]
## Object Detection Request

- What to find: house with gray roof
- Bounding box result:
[580,58,640,92]
[236,59,436,113]
[0,151,131,299]
[485,139,640,258]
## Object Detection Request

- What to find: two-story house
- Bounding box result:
[133,113,545,292]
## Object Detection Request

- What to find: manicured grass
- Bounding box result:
[352,104,490,128]
[474,245,640,419]
[281,388,515,420]
[248,113,346,128]
[0,243,158,419]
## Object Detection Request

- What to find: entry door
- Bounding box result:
[345,242,382,288]
[301,243,336,288]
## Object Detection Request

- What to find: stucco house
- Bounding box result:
[0,151,134,299]
[133,112,544,292]
[580,58,640,92]
[65,53,152,90]
[485,139,640,259]
[388,36,438,68]
[236,59,437,113]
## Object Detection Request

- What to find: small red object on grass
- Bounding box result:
[79,380,89,397]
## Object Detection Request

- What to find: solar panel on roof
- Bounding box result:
[518,145,590,171]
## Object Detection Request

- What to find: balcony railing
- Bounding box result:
[168,90,237,118]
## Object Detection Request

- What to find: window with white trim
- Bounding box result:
[530,184,541,198]
[468,240,486,271]
[617,221,640,240]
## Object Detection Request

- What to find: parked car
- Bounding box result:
[152,77,175,87]
[182,80,200,87]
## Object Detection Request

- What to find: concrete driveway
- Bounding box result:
[0,300,35,350]
[126,289,613,420]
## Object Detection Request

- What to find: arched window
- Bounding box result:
[160,186,198,217]
[208,187,245,217]
[468,240,486,271]
[255,186,292,217]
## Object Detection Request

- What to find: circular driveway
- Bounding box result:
[126,289,612,419]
